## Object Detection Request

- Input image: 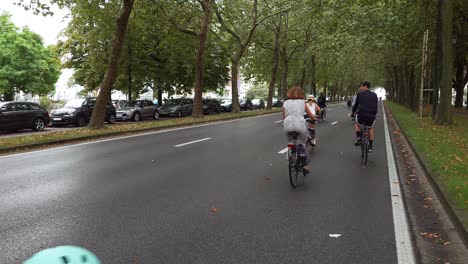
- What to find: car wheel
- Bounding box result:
[133,112,141,122]
[32,118,45,131]
[178,111,182,118]
[153,111,160,120]
[107,114,116,124]
[76,116,87,127]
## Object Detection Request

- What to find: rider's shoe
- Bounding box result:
[369,146,373,152]
[354,138,362,146]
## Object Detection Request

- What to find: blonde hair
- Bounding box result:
[286,86,305,99]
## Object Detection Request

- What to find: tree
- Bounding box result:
[0,14,60,101]
[435,0,454,124]
[246,82,268,99]
[89,0,135,129]
[158,0,214,118]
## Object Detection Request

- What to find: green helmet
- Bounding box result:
[24,246,101,264]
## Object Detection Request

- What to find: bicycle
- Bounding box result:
[359,123,371,165]
[287,132,308,188]
[317,108,326,123]
[305,118,316,149]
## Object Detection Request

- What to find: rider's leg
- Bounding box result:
[354,119,362,145]
[354,122,361,137]
[299,132,310,172]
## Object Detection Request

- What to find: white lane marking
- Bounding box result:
[383,103,416,264]
[0,112,280,159]
[331,121,338,125]
[275,120,283,123]
[278,147,288,154]
[329,234,342,238]
[174,138,211,147]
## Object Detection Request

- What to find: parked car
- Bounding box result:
[158,98,194,117]
[116,100,159,121]
[0,101,50,131]
[240,99,253,110]
[272,98,283,107]
[220,99,253,111]
[202,99,222,114]
[50,97,116,127]
[112,100,127,109]
[251,99,265,109]
[221,99,232,112]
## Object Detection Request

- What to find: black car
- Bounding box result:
[272,98,283,107]
[50,97,116,127]
[240,99,253,110]
[0,101,50,131]
[158,98,194,117]
[202,99,222,114]
[220,99,253,111]
[251,99,265,109]
[220,99,232,112]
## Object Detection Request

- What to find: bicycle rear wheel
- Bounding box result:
[361,137,368,165]
[288,153,301,188]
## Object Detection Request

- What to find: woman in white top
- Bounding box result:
[306,95,321,145]
[282,86,316,172]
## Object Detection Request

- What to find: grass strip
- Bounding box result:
[386,101,467,213]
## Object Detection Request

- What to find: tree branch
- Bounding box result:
[214,4,242,45]
[159,5,199,37]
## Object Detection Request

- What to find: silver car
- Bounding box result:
[116,100,160,121]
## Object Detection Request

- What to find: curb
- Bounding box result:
[384,102,468,246]
[0,110,281,155]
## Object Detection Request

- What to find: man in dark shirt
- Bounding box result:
[351,81,378,152]
[317,93,327,120]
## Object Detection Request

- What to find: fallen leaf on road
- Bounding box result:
[424,197,433,202]
[211,207,217,213]
[442,241,450,246]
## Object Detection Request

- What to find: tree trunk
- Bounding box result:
[435,0,453,124]
[157,88,163,107]
[3,90,14,101]
[454,56,465,108]
[231,60,241,112]
[281,55,289,99]
[299,47,307,89]
[267,32,280,109]
[192,0,213,118]
[309,54,316,96]
[89,0,134,129]
[127,51,132,102]
[432,0,443,118]
[323,81,327,98]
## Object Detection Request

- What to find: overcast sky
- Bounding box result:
[0,0,77,100]
[0,0,69,46]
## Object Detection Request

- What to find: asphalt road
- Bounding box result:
[0,103,397,263]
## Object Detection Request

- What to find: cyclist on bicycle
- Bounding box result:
[351,81,378,152]
[305,95,321,146]
[282,86,316,173]
[317,93,327,120]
